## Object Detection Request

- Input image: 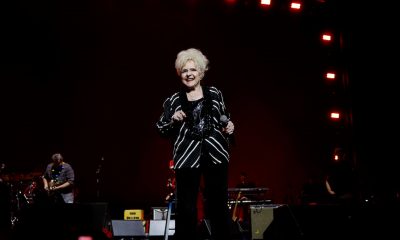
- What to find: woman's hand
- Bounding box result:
[172,110,187,122]
[223,121,234,135]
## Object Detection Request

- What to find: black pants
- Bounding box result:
[175,163,230,240]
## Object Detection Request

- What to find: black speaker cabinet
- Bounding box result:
[11,202,110,240]
[111,220,146,237]
[75,202,109,230]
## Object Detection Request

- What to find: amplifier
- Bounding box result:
[124,209,144,220]
[250,204,284,239]
[152,207,168,220]
[250,204,303,240]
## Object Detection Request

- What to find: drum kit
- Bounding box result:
[0,170,44,228]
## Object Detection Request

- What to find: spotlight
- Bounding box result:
[260,0,271,5]
[321,32,333,42]
[325,71,336,80]
[330,111,340,120]
[290,1,302,10]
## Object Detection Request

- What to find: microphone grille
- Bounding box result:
[220,115,228,123]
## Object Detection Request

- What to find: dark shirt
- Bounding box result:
[43,162,74,194]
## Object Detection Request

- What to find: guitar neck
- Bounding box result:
[231,191,242,221]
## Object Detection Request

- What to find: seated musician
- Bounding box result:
[236,171,256,190]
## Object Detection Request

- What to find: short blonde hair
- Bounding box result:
[175,48,209,76]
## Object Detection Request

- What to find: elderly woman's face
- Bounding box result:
[180,60,202,90]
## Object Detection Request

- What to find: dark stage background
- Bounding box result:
[1,0,399,214]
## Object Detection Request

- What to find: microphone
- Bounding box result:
[220,114,235,146]
[220,115,229,128]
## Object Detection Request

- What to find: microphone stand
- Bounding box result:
[95,157,104,200]
[164,190,175,240]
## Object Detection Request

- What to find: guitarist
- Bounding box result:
[42,153,75,204]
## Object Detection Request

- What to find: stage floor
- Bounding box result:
[2,202,399,240]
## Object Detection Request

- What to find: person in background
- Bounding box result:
[323,147,357,206]
[42,153,75,204]
[165,159,176,202]
[236,171,256,190]
[156,48,235,240]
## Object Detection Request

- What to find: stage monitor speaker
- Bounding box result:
[111,220,146,237]
[250,204,302,240]
[250,204,276,239]
[149,220,175,236]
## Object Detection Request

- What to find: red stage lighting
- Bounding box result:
[333,154,339,161]
[322,33,332,42]
[333,147,343,161]
[325,72,335,80]
[225,0,237,5]
[330,111,340,120]
[290,2,302,10]
[260,0,271,5]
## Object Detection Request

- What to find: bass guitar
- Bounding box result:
[46,180,64,203]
